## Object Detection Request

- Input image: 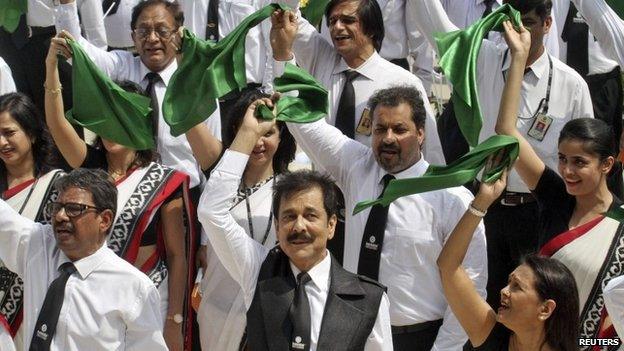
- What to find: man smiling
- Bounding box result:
[198,98,392,350]
[0,168,166,350]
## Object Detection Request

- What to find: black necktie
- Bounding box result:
[289,272,312,351]
[206,0,220,41]
[102,0,121,16]
[335,70,359,139]
[29,262,77,351]
[562,3,589,77]
[11,14,29,49]
[482,0,496,18]
[145,72,162,142]
[357,174,395,280]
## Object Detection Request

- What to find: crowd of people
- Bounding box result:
[0,0,623,350]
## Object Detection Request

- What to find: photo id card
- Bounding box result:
[356,108,372,136]
[527,114,553,142]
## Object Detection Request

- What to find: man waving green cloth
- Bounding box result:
[255,63,328,123]
[163,3,287,137]
[435,4,522,147]
[0,0,26,33]
[353,135,519,215]
[64,39,154,150]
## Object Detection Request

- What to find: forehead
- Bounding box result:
[278,187,326,214]
[0,112,20,128]
[372,103,415,125]
[520,9,542,24]
[328,0,360,17]
[558,139,596,157]
[136,4,176,27]
[511,264,536,286]
[58,187,94,204]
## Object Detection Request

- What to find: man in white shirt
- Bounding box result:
[603,275,624,340]
[0,58,16,96]
[411,0,594,309]
[198,99,393,350]
[55,0,222,194]
[0,168,167,351]
[0,0,106,114]
[284,83,487,350]
[103,0,142,50]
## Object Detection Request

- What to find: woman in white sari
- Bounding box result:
[0,93,63,351]
[186,89,296,350]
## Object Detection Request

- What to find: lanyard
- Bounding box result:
[245,177,275,246]
[502,49,554,116]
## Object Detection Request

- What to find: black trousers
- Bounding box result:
[392,320,443,351]
[585,67,623,152]
[0,26,73,113]
[483,201,540,309]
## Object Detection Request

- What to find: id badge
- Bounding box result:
[356,108,372,136]
[527,114,553,142]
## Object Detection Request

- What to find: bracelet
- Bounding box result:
[43,82,62,95]
[468,201,487,217]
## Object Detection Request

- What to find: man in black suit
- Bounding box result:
[197,98,393,351]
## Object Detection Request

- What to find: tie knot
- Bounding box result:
[381,174,395,188]
[59,262,76,275]
[297,272,311,286]
[343,70,359,82]
[145,72,161,84]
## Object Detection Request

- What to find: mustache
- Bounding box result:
[378,143,400,152]
[287,232,313,243]
[54,221,74,233]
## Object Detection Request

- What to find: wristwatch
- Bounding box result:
[167,313,183,324]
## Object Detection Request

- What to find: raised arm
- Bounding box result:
[185,123,223,171]
[436,171,507,347]
[572,0,624,67]
[76,0,108,49]
[494,22,545,190]
[45,36,88,168]
[406,0,459,52]
[0,199,44,278]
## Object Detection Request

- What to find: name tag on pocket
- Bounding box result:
[527,114,553,142]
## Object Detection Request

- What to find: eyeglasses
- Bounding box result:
[133,26,177,40]
[45,202,102,218]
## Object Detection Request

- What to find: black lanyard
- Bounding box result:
[244,177,275,246]
[502,49,554,116]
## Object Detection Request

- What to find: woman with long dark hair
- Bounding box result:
[0,93,63,351]
[495,19,622,345]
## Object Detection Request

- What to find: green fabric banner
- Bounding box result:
[255,63,328,123]
[0,0,26,33]
[353,135,519,215]
[606,0,624,19]
[434,4,522,147]
[65,39,154,150]
[163,3,287,137]
[301,0,330,28]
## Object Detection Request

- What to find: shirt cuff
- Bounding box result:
[214,149,250,176]
[272,55,296,78]
[55,2,82,38]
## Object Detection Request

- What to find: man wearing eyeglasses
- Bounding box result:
[0,168,167,350]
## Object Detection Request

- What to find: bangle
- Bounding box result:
[44,82,62,95]
[468,201,487,217]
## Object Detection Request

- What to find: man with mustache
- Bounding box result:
[198,98,393,350]
[0,168,167,350]
[283,85,487,351]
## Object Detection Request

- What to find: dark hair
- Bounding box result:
[130,0,184,30]
[368,85,426,129]
[504,0,552,21]
[272,170,338,219]
[558,118,615,161]
[521,255,579,351]
[54,168,118,220]
[325,0,385,52]
[0,93,59,192]
[223,88,296,174]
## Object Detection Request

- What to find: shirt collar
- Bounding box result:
[139,58,178,87]
[502,49,549,81]
[332,51,381,81]
[290,251,331,293]
[378,154,429,184]
[60,244,108,280]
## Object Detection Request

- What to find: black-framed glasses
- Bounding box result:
[45,202,102,218]
[133,26,177,40]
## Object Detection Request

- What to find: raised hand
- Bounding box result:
[46,31,75,66]
[502,20,530,59]
[270,10,298,61]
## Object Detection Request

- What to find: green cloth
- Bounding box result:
[255,63,328,122]
[353,135,519,215]
[0,0,26,33]
[301,0,330,28]
[434,4,522,147]
[163,3,287,137]
[65,40,154,150]
[606,0,624,19]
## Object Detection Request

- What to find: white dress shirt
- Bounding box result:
[56,2,222,188]
[411,0,594,192]
[286,118,488,350]
[603,275,624,339]
[180,0,276,87]
[0,199,167,351]
[568,0,624,68]
[288,11,444,164]
[0,58,16,95]
[198,150,394,351]
[552,0,619,75]
[103,0,141,49]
